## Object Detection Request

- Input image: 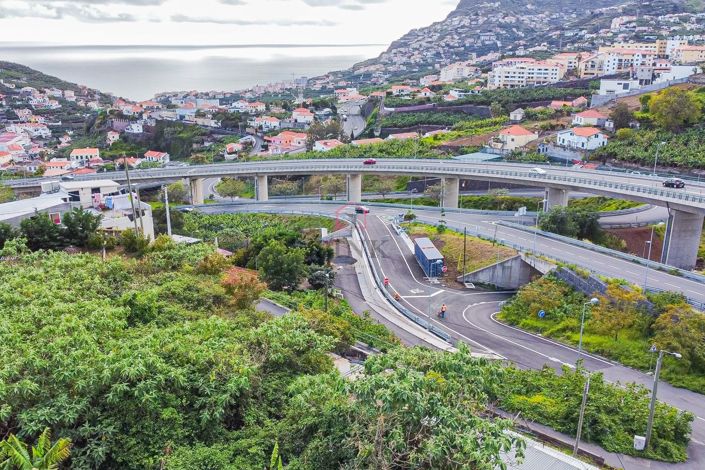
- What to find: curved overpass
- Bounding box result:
[5,158,705,267]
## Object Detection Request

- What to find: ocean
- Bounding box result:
[0,44,387,101]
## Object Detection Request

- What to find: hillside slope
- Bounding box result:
[350,0,703,77]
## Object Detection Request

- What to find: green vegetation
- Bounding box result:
[0,60,84,93]
[152,121,207,159]
[499,275,705,395]
[419,117,508,144]
[249,138,445,160]
[0,185,15,203]
[539,206,626,251]
[180,213,335,287]
[568,196,643,212]
[371,193,541,212]
[403,222,516,274]
[0,239,411,469]
[263,290,398,351]
[499,364,692,462]
[594,127,705,169]
[0,428,72,469]
[0,208,102,252]
[0,231,691,466]
[383,87,589,110]
[381,112,473,128]
[594,87,705,169]
[216,178,251,200]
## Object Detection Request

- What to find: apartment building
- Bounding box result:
[487,59,564,89]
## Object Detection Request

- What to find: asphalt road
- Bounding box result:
[357,211,705,470]
[197,201,705,468]
[338,100,366,140]
[199,202,705,306]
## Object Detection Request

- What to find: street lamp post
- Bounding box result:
[644,347,682,449]
[643,222,664,292]
[652,141,666,177]
[573,297,599,457]
[532,199,547,254]
[578,298,599,360]
[573,373,591,457]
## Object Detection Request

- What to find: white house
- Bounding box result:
[106,131,120,146]
[125,123,144,134]
[572,109,608,127]
[556,127,609,151]
[69,147,100,165]
[439,61,478,82]
[598,79,641,96]
[250,116,281,131]
[245,102,266,114]
[509,108,525,123]
[143,150,170,164]
[418,88,436,98]
[292,107,315,124]
[493,125,539,151]
[313,139,344,152]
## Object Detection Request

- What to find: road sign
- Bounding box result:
[441,265,448,273]
[538,310,546,318]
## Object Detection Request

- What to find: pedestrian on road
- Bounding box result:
[439,303,447,319]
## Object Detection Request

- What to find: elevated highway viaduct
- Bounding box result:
[5,159,705,269]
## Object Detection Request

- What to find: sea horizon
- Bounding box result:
[0,43,388,101]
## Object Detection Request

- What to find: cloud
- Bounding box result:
[11,0,166,4]
[0,2,137,22]
[171,14,336,26]
[301,0,386,8]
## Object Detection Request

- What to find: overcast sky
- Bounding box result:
[0,0,458,46]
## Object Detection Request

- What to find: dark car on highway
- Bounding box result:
[663,178,686,188]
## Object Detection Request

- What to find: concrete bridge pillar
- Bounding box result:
[544,187,569,210]
[256,175,269,202]
[661,210,704,269]
[442,177,460,209]
[189,178,205,205]
[347,174,362,203]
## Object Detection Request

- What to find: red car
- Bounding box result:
[363,158,377,165]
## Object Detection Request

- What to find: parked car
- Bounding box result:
[663,178,686,188]
[179,207,195,213]
[363,158,377,165]
[530,167,546,175]
[355,206,370,214]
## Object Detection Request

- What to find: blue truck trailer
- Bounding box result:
[413,237,445,278]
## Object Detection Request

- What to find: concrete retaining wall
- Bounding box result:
[459,255,542,290]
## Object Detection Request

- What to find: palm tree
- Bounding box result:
[0,428,71,470]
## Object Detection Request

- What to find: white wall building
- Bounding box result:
[556,128,608,151]
[488,60,564,89]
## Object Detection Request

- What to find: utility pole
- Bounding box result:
[462,227,467,283]
[164,185,172,236]
[645,350,664,449]
[136,185,145,236]
[573,374,591,457]
[123,155,140,234]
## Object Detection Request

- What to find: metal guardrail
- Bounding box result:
[404,217,705,312]
[6,160,705,211]
[495,220,705,285]
[352,222,453,343]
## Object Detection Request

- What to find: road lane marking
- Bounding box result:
[462,303,573,367]
[489,312,613,367]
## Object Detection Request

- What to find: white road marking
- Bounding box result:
[489,312,613,367]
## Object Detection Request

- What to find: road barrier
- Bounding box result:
[496,220,705,285]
